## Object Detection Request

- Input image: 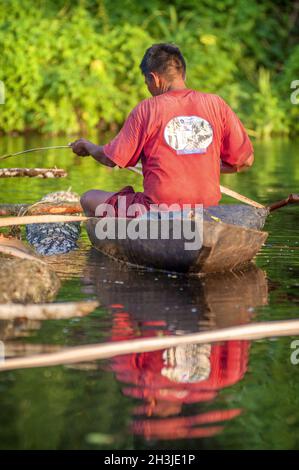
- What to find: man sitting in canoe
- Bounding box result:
[71,43,254,217]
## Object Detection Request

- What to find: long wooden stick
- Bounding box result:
[1,319,299,371]
[0,145,69,162]
[0,214,89,227]
[219,185,265,209]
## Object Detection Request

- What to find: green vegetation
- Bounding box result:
[0,0,298,137]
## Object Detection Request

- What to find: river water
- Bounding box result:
[0,136,298,449]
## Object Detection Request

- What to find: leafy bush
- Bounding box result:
[0,0,298,137]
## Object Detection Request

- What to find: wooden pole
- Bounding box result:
[0,214,89,227]
[219,185,265,209]
[0,146,69,162]
[0,319,299,371]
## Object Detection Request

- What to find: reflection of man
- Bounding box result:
[83,255,268,441]
[70,43,254,216]
[109,308,249,441]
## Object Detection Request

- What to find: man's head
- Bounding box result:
[140,43,186,96]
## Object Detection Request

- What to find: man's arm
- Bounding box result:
[218,95,254,174]
[70,139,116,167]
[221,153,254,174]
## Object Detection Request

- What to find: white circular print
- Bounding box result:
[164,115,213,154]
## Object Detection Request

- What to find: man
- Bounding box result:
[71,43,254,217]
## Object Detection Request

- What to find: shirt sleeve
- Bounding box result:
[103,102,148,168]
[219,98,253,168]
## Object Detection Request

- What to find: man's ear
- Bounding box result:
[150,72,160,87]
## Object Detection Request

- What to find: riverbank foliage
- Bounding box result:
[0,0,298,137]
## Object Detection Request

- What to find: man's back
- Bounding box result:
[104,89,253,207]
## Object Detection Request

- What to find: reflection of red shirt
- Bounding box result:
[103,89,253,207]
[113,343,248,403]
[109,311,248,440]
[110,312,249,403]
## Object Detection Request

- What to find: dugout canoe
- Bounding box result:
[86,204,269,274]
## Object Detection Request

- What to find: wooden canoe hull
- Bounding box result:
[86,217,268,274]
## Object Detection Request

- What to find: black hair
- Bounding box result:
[140,43,186,81]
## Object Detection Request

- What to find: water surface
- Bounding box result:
[0,136,298,449]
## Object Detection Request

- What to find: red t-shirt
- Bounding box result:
[103,89,253,207]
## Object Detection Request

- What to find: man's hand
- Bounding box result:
[69,138,93,157]
[69,139,116,167]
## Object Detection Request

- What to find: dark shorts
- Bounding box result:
[105,186,153,218]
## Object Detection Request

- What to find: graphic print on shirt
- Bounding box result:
[164,115,213,155]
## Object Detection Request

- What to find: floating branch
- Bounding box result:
[0,168,67,178]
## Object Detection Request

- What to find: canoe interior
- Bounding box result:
[204,204,269,230]
[86,209,268,274]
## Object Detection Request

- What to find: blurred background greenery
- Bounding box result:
[0,0,298,138]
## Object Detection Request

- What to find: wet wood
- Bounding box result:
[268,193,299,212]
[0,202,83,216]
[0,301,99,320]
[0,168,67,178]
[0,319,299,371]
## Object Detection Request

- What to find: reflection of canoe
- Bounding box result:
[86,205,268,274]
[86,253,268,329]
